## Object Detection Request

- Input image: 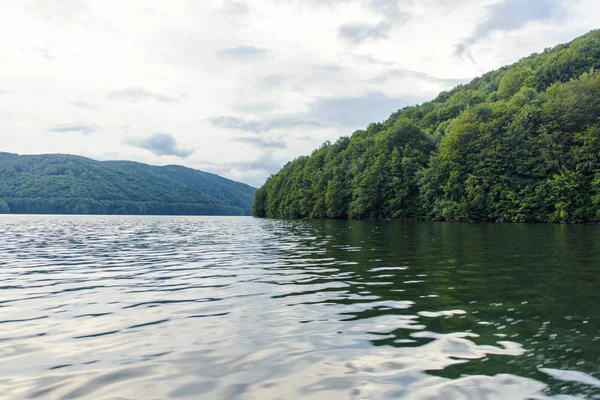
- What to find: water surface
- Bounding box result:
[0,215,599,399]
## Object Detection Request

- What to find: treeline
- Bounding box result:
[0,153,255,216]
[253,30,600,223]
[0,198,249,216]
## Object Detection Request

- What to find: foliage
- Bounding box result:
[253,30,600,223]
[0,153,256,215]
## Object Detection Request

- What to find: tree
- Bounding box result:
[0,199,9,213]
[253,30,600,223]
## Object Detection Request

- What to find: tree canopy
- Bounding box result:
[253,30,600,223]
[0,153,256,215]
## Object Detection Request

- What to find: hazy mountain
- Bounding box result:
[0,153,256,215]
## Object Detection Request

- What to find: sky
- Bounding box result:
[0,0,598,187]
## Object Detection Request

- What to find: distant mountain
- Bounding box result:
[0,153,256,215]
[254,29,600,223]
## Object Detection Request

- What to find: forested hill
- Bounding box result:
[0,153,256,215]
[253,30,600,223]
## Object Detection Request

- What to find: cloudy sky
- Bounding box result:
[0,0,598,187]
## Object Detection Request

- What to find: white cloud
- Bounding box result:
[48,123,97,136]
[0,0,598,187]
[70,100,100,109]
[216,46,269,61]
[106,86,182,103]
[126,132,193,158]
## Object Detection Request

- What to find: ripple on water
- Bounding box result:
[0,215,599,400]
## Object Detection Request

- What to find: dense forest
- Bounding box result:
[253,30,600,223]
[0,153,256,215]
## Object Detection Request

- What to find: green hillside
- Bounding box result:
[0,153,256,215]
[253,30,600,223]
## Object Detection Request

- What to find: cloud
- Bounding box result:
[307,91,427,127]
[353,54,397,66]
[208,116,322,132]
[32,47,56,61]
[231,152,284,175]
[216,46,268,61]
[233,102,278,114]
[455,0,566,57]
[338,0,411,44]
[201,152,285,187]
[372,68,470,87]
[217,1,249,15]
[70,100,99,109]
[367,0,408,20]
[212,92,429,133]
[107,86,152,102]
[313,64,344,74]
[48,123,96,135]
[106,86,181,103]
[234,136,287,149]
[208,116,261,132]
[153,94,180,103]
[356,54,470,86]
[339,21,392,44]
[26,0,90,24]
[258,74,285,89]
[126,133,193,158]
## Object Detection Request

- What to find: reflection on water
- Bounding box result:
[0,215,598,399]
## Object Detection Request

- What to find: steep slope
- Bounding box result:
[0,153,255,215]
[253,30,600,223]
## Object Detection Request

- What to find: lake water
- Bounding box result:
[0,215,599,399]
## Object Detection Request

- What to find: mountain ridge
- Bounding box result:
[253,29,600,223]
[0,152,255,215]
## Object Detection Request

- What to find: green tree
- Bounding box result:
[0,199,9,213]
[253,30,600,223]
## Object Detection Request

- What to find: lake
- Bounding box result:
[0,215,599,399]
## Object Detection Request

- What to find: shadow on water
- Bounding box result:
[262,220,600,398]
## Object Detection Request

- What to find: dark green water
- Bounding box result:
[309,220,600,395]
[0,216,598,399]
